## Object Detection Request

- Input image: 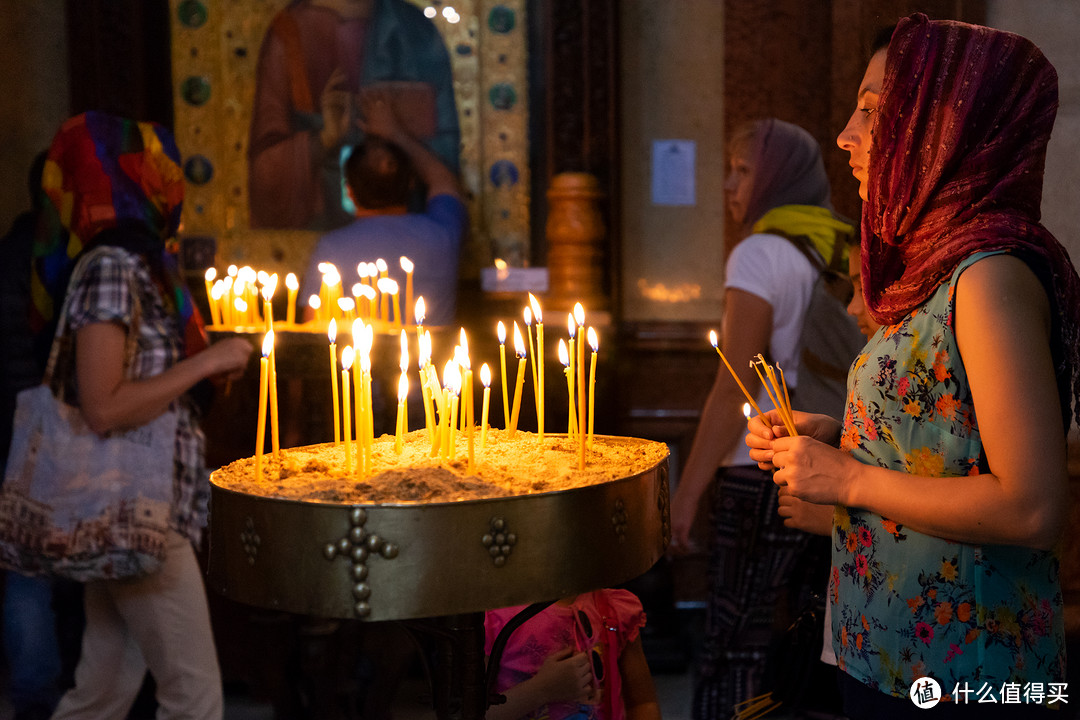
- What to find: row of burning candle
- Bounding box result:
[203,256,418,331]
[253,293,602,480]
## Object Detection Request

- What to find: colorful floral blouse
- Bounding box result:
[833,252,1065,698]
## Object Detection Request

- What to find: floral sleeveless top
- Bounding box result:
[832,252,1065,698]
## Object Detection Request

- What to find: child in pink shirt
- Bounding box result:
[484,589,662,720]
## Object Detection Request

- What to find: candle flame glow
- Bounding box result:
[377,277,398,294]
[285,272,298,291]
[337,297,355,312]
[376,258,388,273]
[443,360,462,393]
[205,267,216,282]
[567,313,576,338]
[415,296,426,325]
[352,283,363,298]
[227,264,238,277]
[528,293,543,324]
[357,263,370,279]
[234,297,247,313]
[709,330,718,348]
[261,284,273,302]
[497,320,506,344]
[419,331,431,368]
[398,372,409,401]
[480,363,491,387]
[341,345,355,370]
[573,302,585,327]
[309,294,321,310]
[524,307,532,326]
[588,326,599,352]
[328,318,337,344]
[262,330,274,358]
[558,338,569,366]
[357,285,376,300]
[743,403,751,418]
[513,322,526,358]
[211,282,224,301]
[400,256,414,273]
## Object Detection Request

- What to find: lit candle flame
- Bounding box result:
[480,363,491,387]
[524,307,532,327]
[341,345,355,370]
[257,270,270,286]
[588,327,599,352]
[262,330,274,358]
[357,263,370,280]
[205,267,216,282]
[573,302,585,327]
[398,372,409,402]
[352,283,363,298]
[285,273,298,291]
[567,312,576,338]
[709,329,718,348]
[459,328,469,360]
[558,338,569,366]
[743,402,751,418]
[261,284,273,302]
[337,297,355,313]
[400,256,414,274]
[497,320,506,344]
[443,360,462,394]
[227,264,238,277]
[513,322,526,358]
[415,296,426,325]
[377,277,397,294]
[309,294,322,311]
[528,293,543,324]
[234,297,247,314]
[211,282,224,302]
[376,258,388,274]
[358,285,376,301]
[419,331,431,369]
[328,317,337,344]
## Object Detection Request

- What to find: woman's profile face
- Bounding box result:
[837,48,886,202]
[724,144,755,226]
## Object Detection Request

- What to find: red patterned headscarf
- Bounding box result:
[863,14,1080,426]
[32,111,207,358]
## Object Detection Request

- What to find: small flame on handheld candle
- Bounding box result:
[524,307,532,327]
[414,296,426,326]
[743,403,751,418]
[709,329,718,348]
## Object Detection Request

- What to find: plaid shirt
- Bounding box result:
[63,247,208,544]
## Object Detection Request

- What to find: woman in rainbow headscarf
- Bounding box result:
[35,112,253,720]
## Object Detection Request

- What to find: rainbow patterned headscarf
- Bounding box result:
[31,111,206,357]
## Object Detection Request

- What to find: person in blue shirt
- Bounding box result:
[299,89,466,327]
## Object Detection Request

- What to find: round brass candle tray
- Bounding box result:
[207,433,669,622]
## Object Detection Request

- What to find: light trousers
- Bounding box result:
[51,529,223,720]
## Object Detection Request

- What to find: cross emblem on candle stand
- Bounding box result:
[322,507,400,618]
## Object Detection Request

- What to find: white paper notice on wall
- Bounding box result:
[651,139,696,206]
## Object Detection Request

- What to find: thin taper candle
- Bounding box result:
[480,364,491,451]
[255,332,271,482]
[341,346,354,475]
[529,294,545,440]
[587,327,598,449]
[497,321,510,427]
[329,319,340,446]
[575,303,586,470]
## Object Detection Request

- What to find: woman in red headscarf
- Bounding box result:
[748,15,1080,718]
[38,112,254,720]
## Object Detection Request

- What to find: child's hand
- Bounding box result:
[534,647,595,705]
